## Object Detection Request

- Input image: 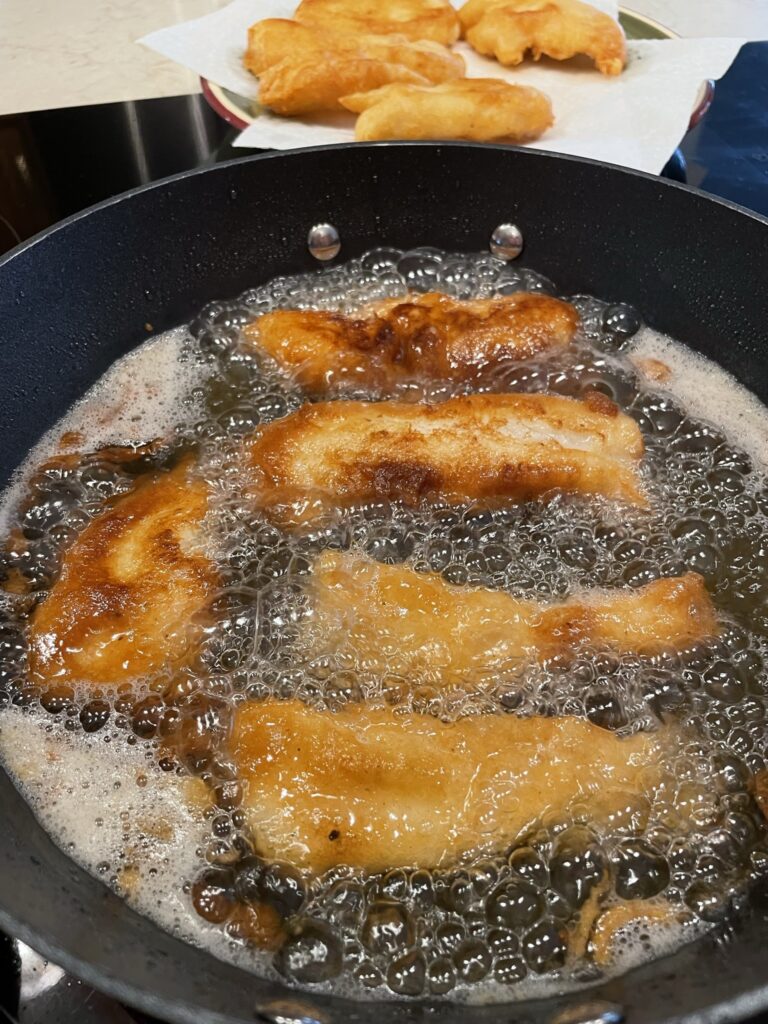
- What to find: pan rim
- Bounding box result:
[1,139,766,277]
[5,898,768,1024]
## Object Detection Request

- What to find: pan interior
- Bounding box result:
[1,143,768,1024]
[1,244,768,1012]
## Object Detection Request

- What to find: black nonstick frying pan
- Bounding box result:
[1,142,768,1024]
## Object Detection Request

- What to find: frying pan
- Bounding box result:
[1,142,768,1024]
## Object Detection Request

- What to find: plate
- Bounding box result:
[201,8,714,135]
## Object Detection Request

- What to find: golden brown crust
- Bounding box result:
[2,442,171,601]
[27,460,214,689]
[231,698,672,873]
[20,440,169,511]
[460,0,627,75]
[341,78,553,142]
[244,18,465,83]
[246,291,577,392]
[245,18,324,77]
[304,552,719,683]
[243,392,647,525]
[295,0,461,45]
[258,55,430,116]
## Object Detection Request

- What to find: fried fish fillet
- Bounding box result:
[258,55,430,117]
[341,78,553,142]
[295,0,461,45]
[246,19,324,76]
[231,698,672,872]
[245,291,579,393]
[304,552,718,683]
[27,460,214,689]
[243,392,646,525]
[459,0,627,76]
[244,18,464,82]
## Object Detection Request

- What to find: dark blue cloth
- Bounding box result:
[679,41,768,216]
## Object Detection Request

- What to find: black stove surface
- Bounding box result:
[0,39,766,1024]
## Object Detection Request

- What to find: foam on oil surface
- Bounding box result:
[629,329,768,467]
[0,708,270,972]
[0,326,207,538]
[1,247,768,1003]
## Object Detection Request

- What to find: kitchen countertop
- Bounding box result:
[632,0,768,40]
[0,0,766,117]
[0,0,228,117]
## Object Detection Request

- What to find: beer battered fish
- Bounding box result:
[341,78,553,143]
[27,460,214,689]
[231,699,673,872]
[245,291,579,393]
[459,0,627,76]
[304,551,719,683]
[295,0,461,45]
[259,57,429,117]
[243,392,646,526]
[251,20,465,115]
[244,18,464,82]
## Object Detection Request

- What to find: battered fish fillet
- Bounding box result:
[27,460,214,689]
[244,18,464,82]
[243,392,646,526]
[341,78,553,143]
[459,0,627,76]
[258,55,430,117]
[304,552,719,683]
[245,291,578,393]
[231,699,673,872]
[295,0,461,45]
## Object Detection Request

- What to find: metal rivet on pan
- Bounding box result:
[254,998,330,1024]
[490,222,524,260]
[551,1001,625,1024]
[307,223,341,261]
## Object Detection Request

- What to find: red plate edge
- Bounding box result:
[690,79,716,130]
[201,77,250,131]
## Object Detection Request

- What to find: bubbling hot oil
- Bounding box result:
[1,248,768,1002]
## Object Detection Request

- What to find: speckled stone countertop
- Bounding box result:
[0,0,227,116]
[0,0,766,117]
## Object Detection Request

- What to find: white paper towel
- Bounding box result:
[139,0,743,173]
